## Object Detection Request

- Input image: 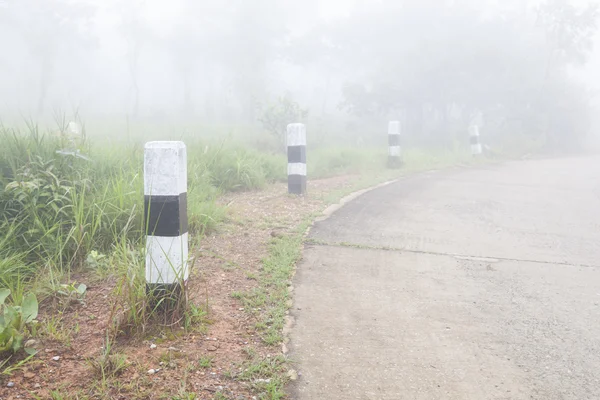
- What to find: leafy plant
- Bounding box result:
[85,250,108,269]
[56,281,88,305]
[87,335,128,379]
[0,289,39,355]
[198,356,213,368]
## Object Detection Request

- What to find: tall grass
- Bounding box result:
[1,120,476,339]
[307,145,474,179]
[0,125,286,307]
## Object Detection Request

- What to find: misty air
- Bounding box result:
[1,0,599,399]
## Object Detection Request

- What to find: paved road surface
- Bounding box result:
[289,156,600,400]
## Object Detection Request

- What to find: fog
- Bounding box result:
[0,0,598,150]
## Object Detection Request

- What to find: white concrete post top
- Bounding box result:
[144,141,187,196]
[287,123,307,146]
[68,121,81,136]
[469,125,480,137]
[388,121,401,135]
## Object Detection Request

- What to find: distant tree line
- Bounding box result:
[0,0,598,151]
[291,0,599,151]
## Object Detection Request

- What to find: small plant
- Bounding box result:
[85,250,108,270]
[50,391,68,400]
[39,314,80,347]
[0,289,38,355]
[184,303,209,332]
[213,392,229,400]
[234,352,289,400]
[46,388,89,400]
[87,335,129,379]
[56,282,87,306]
[173,392,198,400]
[198,355,213,368]
[242,346,257,360]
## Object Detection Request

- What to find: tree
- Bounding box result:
[258,95,308,151]
[219,0,289,120]
[162,0,226,116]
[293,0,598,150]
[119,0,151,118]
[538,0,599,69]
[0,0,95,116]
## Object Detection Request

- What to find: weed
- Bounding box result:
[49,390,84,400]
[184,303,210,332]
[39,314,76,347]
[158,348,184,368]
[85,250,109,272]
[87,335,129,380]
[235,220,307,346]
[0,289,39,355]
[230,291,243,300]
[233,352,289,400]
[55,281,87,306]
[43,389,90,400]
[198,355,214,368]
[237,355,288,381]
[242,346,257,359]
[246,272,258,281]
[213,392,229,400]
[0,352,37,375]
[173,394,198,400]
[258,377,287,400]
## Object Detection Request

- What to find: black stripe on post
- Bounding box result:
[288,175,307,195]
[287,123,307,195]
[470,135,480,145]
[388,135,401,146]
[287,146,307,163]
[144,193,188,237]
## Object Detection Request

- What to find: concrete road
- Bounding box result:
[289,156,600,400]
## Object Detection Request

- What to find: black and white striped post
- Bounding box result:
[287,123,307,195]
[388,121,402,168]
[469,125,483,156]
[144,141,188,302]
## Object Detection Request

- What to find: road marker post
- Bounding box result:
[388,121,402,168]
[144,141,188,304]
[469,125,483,156]
[287,123,307,195]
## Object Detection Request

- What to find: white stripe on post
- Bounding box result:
[388,121,402,167]
[389,146,401,157]
[287,163,307,176]
[287,123,307,195]
[144,141,189,296]
[469,125,483,155]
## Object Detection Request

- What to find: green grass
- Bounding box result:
[233,349,289,400]
[0,124,285,289]
[307,145,478,180]
[1,117,494,394]
[39,314,80,347]
[198,355,214,368]
[0,122,288,371]
[226,143,489,398]
[234,218,311,345]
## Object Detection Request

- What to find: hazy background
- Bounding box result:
[0,0,598,152]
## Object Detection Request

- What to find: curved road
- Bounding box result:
[290,156,600,400]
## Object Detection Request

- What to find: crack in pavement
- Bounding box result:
[305,238,600,270]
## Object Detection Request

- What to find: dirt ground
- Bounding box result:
[0,175,358,400]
